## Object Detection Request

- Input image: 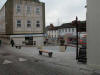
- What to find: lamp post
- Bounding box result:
[75,16,79,60]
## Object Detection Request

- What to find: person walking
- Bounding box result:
[10,39,15,47]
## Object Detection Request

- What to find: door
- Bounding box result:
[25,36,33,45]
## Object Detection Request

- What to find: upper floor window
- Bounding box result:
[27,6,31,13]
[27,20,31,28]
[36,7,40,15]
[17,20,21,28]
[16,4,21,13]
[36,21,40,27]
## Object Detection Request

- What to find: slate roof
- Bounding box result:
[46,21,86,32]
[46,26,60,31]
[59,23,75,29]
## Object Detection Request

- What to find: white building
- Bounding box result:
[46,23,76,40]
[0,0,45,46]
[46,24,59,39]
[58,23,76,37]
[87,0,100,70]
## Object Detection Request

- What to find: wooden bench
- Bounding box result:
[15,44,21,49]
[39,50,53,57]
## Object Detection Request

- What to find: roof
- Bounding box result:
[46,21,86,32]
[46,26,60,31]
[59,23,75,29]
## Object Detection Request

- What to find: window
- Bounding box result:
[16,5,21,13]
[36,21,40,27]
[65,28,67,32]
[36,7,40,14]
[62,29,64,32]
[69,28,70,32]
[17,20,21,28]
[27,6,31,13]
[27,20,31,28]
[33,41,36,46]
[72,28,74,32]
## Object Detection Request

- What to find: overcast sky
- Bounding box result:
[0,0,86,26]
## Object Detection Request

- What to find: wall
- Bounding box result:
[87,0,100,69]
[13,0,44,34]
[5,0,13,34]
[47,30,59,39]
[58,28,76,36]
[33,36,44,46]
[11,35,44,46]
[0,6,5,34]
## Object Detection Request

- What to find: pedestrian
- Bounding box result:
[10,39,15,47]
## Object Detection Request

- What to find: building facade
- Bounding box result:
[58,23,76,37]
[0,0,45,46]
[46,23,76,39]
[46,24,59,39]
[87,0,100,70]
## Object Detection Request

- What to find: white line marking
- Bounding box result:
[18,58,27,62]
[3,59,12,64]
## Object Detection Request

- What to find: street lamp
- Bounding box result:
[75,16,79,60]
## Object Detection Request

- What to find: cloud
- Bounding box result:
[41,0,86,26]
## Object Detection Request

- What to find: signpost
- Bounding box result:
[75,16,79,60]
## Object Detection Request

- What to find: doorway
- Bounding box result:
[25,36,33,45]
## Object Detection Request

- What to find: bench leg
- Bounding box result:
[48,52,52,57]
[39,51,42,55]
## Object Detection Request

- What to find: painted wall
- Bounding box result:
[58,28,76,36]
[47,30,59,39]
[87,0,100,69]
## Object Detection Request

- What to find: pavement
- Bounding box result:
[5,45,88,69]
[0,44,100,75]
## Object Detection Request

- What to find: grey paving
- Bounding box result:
[0,44,98,75]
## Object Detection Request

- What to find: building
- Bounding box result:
[46,23,76,39]
[58,23,76,37]
[0,0,45,46]
[87,0,100,70]
[46,24,59,39]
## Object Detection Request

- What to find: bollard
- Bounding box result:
[0,40,1,46]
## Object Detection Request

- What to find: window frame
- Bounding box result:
[36,7,40,15]
[36,20,40,27]
[16,4,21,13]
[17,20,21,28]
[27,20,31,28]
[27,6,31,13]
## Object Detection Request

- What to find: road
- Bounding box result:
[0,44,96,75]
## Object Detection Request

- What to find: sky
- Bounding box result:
[0,0,86,26]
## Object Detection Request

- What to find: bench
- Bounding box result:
[15,44,21,49]
[39,50,53,57]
